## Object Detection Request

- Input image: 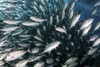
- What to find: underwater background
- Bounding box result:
[0,0,100,67]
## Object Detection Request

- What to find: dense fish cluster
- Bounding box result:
[0,0,100,67]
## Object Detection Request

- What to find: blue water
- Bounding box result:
[66,0,100,27]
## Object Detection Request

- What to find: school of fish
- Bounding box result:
[0,0,100,67]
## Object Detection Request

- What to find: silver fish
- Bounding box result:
[34,43,43,47]
[1,26,19,32]
[0,52,8,60]
[89,35,99,42]
[37,29,42,37]
[56,15,59,25]
[62,65,68,67]
[30,16,47,22]
[19,38,30,41]
[68,62,78,67]
[87,48,97,55]
[31,47,39,54]
[34,61,44,67]
[79,18,94,30]
[55,27,66,34]
[63,2,67,11]
[69,1,75,11]
[55,8,58,14]
[1,3,16,8]
[68,10,73,20]
[33,1,38,7]
[0,35,8,42]
[19,34,32,38]
[93,21,100,32]
[49,16,53,25]
[42,41,61,54]
[81,25,91,37]
[40,0,45,5]
[7,0,22,3]
[92,7,98,15]
[34,36,43,42]
[4,10,15,13]
[46,58,54,64]
[33,6,39,13]
[29,55,43,62]
[15,60,28,67]
[64,57,78,65]
[39,5,44,12]
[3,31,11,35]
[22,22,40,26]
[3,20,21,25]
[0,7,6,10]
[69,14,80,29]
[18,42,30,48]
[61,10,65,21]
[92,37,100,47]
[94,0,100,7]
[12,29,23,36]
[5,50,26,62]
[0,61,5,66]
[0,40,8,47]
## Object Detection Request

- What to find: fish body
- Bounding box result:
[5,51,26,62]
[7,0,22,2]
[34,61,44,67]
[79,18,94,30]
[55,27,66,34]
[3,20,21,25]
[63,2,67,11]
[0,53,8,60]
[92,38,100,47]
[39,5,44,12]
[87,48,97,55]
[69,1,75,11]
[93,21,100,32]
[68,10,73,20]
[69,14,80,29]
[22,22,40,26]
[31,47,39,54]
[12,29,23,36]
[15,60,28,67]
[0,61,5,66]
[30,16,47,22]
[56,15,59,24]
[1,26,19,32]
[64,57,78,65]
[82,25,91,37]
[49,16,53,25]
[61,10,65,21]
[94,1,100,7]
[34,36,43,42]
[42,41,61,54]
[46,58,54,64]
[33,6,39,13]
[89,35,99,42]
[0,40,8,47]
[92,7,98,15]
